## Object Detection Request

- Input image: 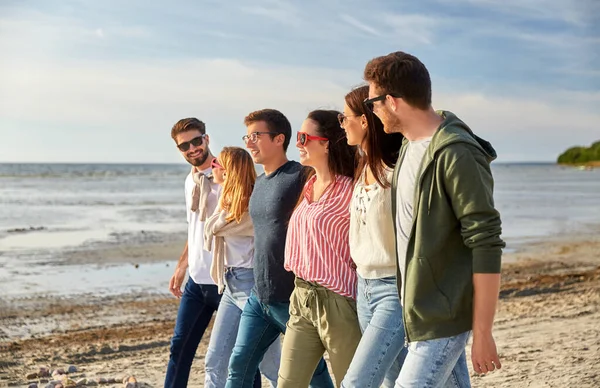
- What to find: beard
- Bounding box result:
[185,147,209,167]
[380,108,403,135]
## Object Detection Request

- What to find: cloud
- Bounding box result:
[438,0,600,27]
[381,13,440,45]
[239,0,301,26]
[339,14,381,37]
[95,28,104,38]
[434,90,600,161]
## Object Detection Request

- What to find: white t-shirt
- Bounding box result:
[396,137,432,303]
[224,235,254,268]
[185,168,220,285]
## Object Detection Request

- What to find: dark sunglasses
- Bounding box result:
[297,131,328,146]
[363,93,402,111]
[211,157,223,169]
[176,134,206,152]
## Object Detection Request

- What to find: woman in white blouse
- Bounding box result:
[338,85,407,388]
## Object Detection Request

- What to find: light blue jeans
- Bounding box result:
[204,267,280,388]
[341,275,407,388]
[394,331,471,388]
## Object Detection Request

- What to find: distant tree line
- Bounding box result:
[557,141,600,164]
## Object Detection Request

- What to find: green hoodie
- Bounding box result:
[392,110,505,342]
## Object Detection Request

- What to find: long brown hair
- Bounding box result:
[345,85,404,188]
[218,147,256,223]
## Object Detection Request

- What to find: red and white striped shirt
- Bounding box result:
[284,174,357,299]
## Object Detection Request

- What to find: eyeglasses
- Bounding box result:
[363,93,402,112]
[211,157,223,169]
[176,134,206,152]
[337,113,361,127]
[297,132,328,146]
[242,131,275,144]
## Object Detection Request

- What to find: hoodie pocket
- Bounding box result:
[408,257,452,322]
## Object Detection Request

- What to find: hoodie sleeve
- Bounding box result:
[441,143,505,273]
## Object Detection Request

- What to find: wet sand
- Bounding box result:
[1,235,600,387]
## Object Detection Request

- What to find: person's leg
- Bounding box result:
[204,279,242,387]
[277,286,327,388]
[394,331,471,388]
[319,291,362,387]
[220,267,280,388]
[444,350,470,388]
[258,330,281,387]
[355,276,374,334]
[341,277,407,388]
[164,279,219,388]
[226,292,282,388]
[263,298,334,388]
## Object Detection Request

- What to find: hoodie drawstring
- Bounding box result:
[428,158,437,215]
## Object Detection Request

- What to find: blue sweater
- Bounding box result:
[249,161,306,304]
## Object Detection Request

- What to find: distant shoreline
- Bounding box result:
[558,161,600,168]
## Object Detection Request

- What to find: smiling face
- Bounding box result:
[174,130,210,167]
[244,121,283,166]
[296,118,328,168]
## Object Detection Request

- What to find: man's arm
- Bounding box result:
[169,242,189,298]
[472,273,502,373]
[441,144,504,373]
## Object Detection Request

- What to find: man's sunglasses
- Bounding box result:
[363,93,402,111]
[176,134,206,152]
[211,157,223,169]
[297,132,328,146]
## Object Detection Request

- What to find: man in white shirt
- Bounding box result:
[164,117,221,388]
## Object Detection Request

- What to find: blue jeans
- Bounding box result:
[394,331,471,388]
[164,277,221,388]
[225,292,334,388]
[205,268,280,388]
[341,276,407,388]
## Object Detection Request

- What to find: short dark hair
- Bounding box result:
[364,51,432,110]
[171,118,206,140]
[244,109,292,151]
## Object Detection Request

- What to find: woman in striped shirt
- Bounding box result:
[338,85,406,388]
[278,109,361,388]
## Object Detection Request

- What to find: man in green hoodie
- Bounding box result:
[363,51,505,387]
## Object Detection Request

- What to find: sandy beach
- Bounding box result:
[2,232,599,388]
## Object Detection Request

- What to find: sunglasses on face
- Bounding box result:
[297,131,328,146]
[211,157,223,169]
[363,93,402,112]
[176,134,206,152]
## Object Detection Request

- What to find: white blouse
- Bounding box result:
[349,167,397,279]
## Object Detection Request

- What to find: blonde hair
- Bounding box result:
[218,147,256,223]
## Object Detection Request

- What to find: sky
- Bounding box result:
[0,0,599,163]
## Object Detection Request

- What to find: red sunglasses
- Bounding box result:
[211,158,223,169]
[297,132,328,146]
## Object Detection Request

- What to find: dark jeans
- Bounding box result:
[225,291,334,388]
[164,277,263,388]
[164,278,221,388]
